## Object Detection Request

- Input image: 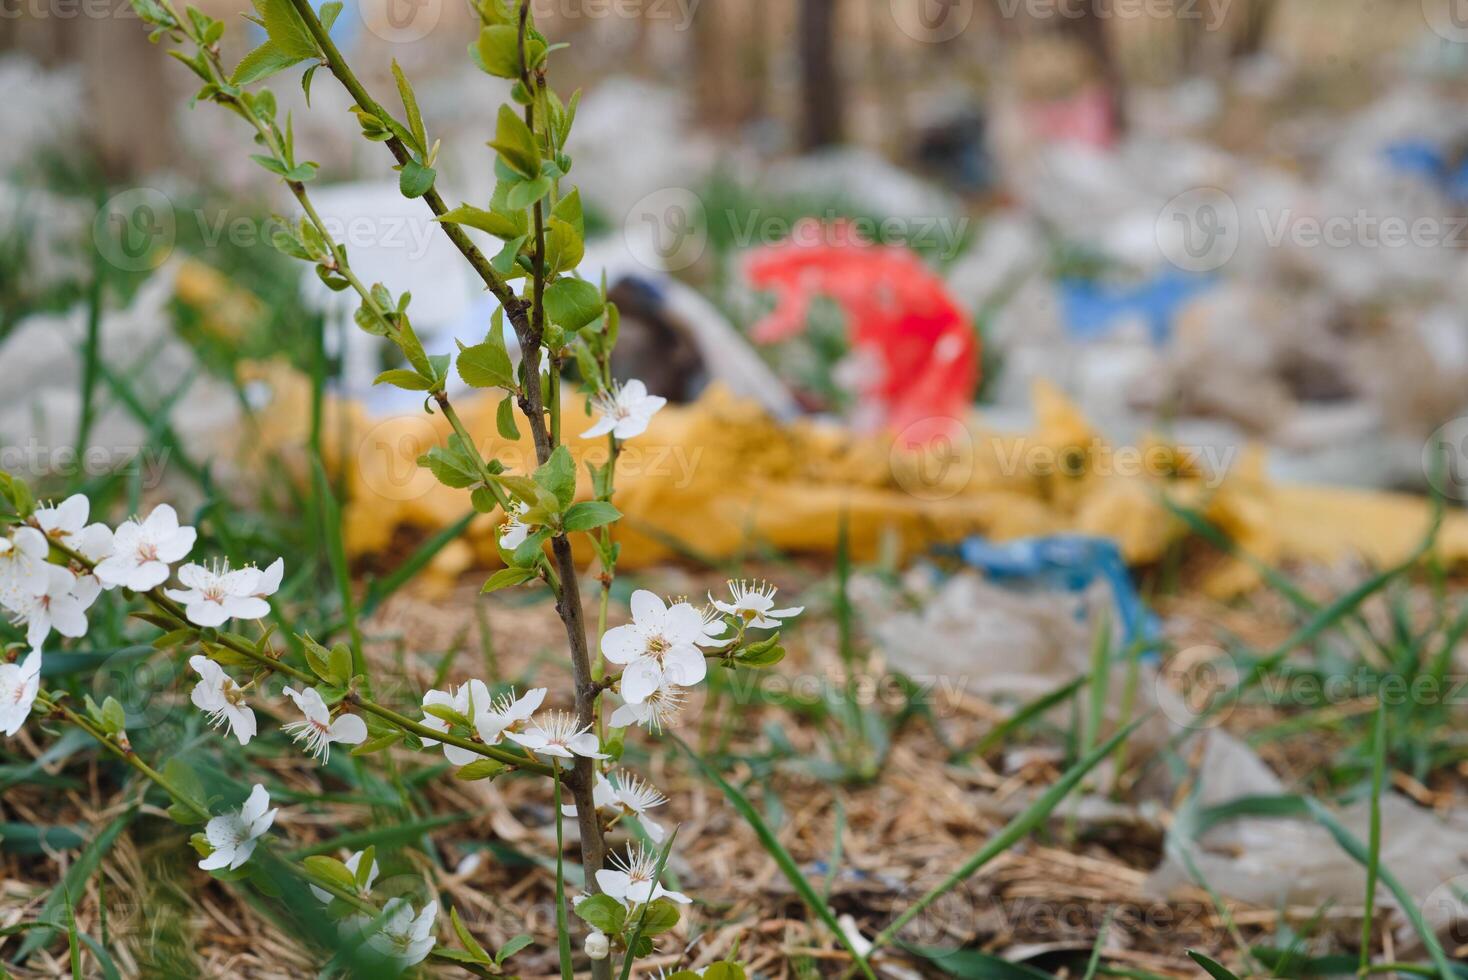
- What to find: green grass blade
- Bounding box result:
[674,735,877,979]
[877,719,1144,951]
[1361,698,1386,973]
[956,676,1088,762]
[617,828,679,980]
[552,765,573,980]
[1186,951,1241,980]
[1304,799,1453,979]
[311,457,365,681]
[15,810,132,960]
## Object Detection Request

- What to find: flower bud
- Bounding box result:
[585,931,610,960]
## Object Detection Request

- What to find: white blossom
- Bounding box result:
[474,686,546,745]
[165,560,270,628]
[601,591,715,704]
[0,527,48,610]
[585,931,610,960]
[363,898,437,968]
[94,504,196,592]
[309,848,379,903]
[581,379,666,441]
[198,783,276,871]
[189,655,256,745]
[254,558,284,601]
[506,710,606,759]
[609,682,685,732]
[711,579,803,629]
[8,564,94,649]
[595,843,690,906]
[0,651,42,737]
[498,502,536,551]
[282,686,367,763]
[34,495,114,566]
[563,770,670,842]
[420,679,491,766]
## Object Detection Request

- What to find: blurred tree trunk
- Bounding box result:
[798,0,844,149]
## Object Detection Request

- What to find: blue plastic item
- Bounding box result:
[1382,139,1468,204]
[1058,270,1216,347]
[952,534,1160,652]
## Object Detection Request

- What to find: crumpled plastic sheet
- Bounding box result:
[248,373,1468,598]
[856,570,1468,953]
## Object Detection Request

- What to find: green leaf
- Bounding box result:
[543,277,603,331]
[483,566,537,593]
[231,0,316,85]
[490,105,540,179]
[436,204,524,239]
[506,175,553,212]
[419,440,481,489]
[544,216,584,274]
[398,159,436,199]
[497,934,534,964]
[562,501,620,532]
[391,60,427,154]
[551,187,584,236]
[496,395,521,440]
[535,445,577,509]
[458,340,515,390]
[450,906,494,963]
[454,759,506,781]
[350,731,404,756]
[475,24,523,78]
[373,368,432,391]
[327,643,353,689]
[572,893,625,934]
[232,41,310,86]
[638,898,680,937]
[302,855,357,892]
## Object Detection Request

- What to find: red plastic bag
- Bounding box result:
[743,220,980,431]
